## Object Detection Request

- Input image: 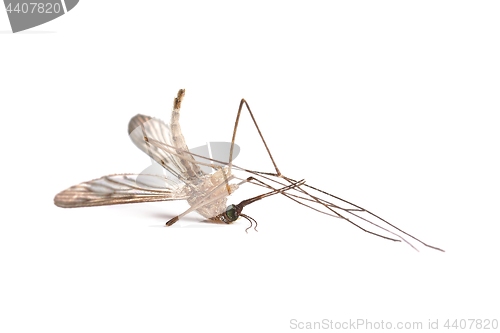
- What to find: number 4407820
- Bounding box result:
[444,319,498,330]
[6,2,62,14]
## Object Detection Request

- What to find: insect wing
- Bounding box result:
[128,115,205,185]
[54,174,190,208]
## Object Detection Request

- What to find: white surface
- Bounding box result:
[1,1,499,332]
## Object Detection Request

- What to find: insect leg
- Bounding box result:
[228,99,282,177]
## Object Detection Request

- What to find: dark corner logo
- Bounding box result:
[3,0,79,33]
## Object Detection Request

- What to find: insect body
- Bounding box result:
[56,90,243,226]
[54,89,444,251]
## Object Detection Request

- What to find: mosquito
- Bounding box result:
[54,89,444,252]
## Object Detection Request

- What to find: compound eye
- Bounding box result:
[225,204,239,222]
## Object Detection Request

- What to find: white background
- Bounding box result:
[1,1,499,332]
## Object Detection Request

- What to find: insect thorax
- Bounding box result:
[186,167,239,221]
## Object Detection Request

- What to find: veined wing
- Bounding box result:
[54,174,190,208]
[128,114,205,185]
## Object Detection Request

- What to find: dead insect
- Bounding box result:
[55,89,444,251]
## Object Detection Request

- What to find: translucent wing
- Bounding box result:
[128,114,205,185]
[54,174,190,208]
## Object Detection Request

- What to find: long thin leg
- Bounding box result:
[224,103,394,241]
[228,99,281,177]
[236,176,404,244]
[208,97,425,247]
[156,96,406,244]
[155,91,443,251]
